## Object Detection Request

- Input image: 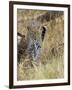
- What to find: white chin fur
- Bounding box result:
[17,36,22,45]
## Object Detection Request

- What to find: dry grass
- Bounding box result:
[17,9,64,80]
[17,56,64,80]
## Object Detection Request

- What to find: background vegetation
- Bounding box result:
[17,9,64,80]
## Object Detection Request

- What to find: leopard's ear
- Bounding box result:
[17,32,22,37]
[17,32,25,38]
[41,26,47,41]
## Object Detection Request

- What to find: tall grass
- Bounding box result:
[17,55,64,80]
[17,9,64,80]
